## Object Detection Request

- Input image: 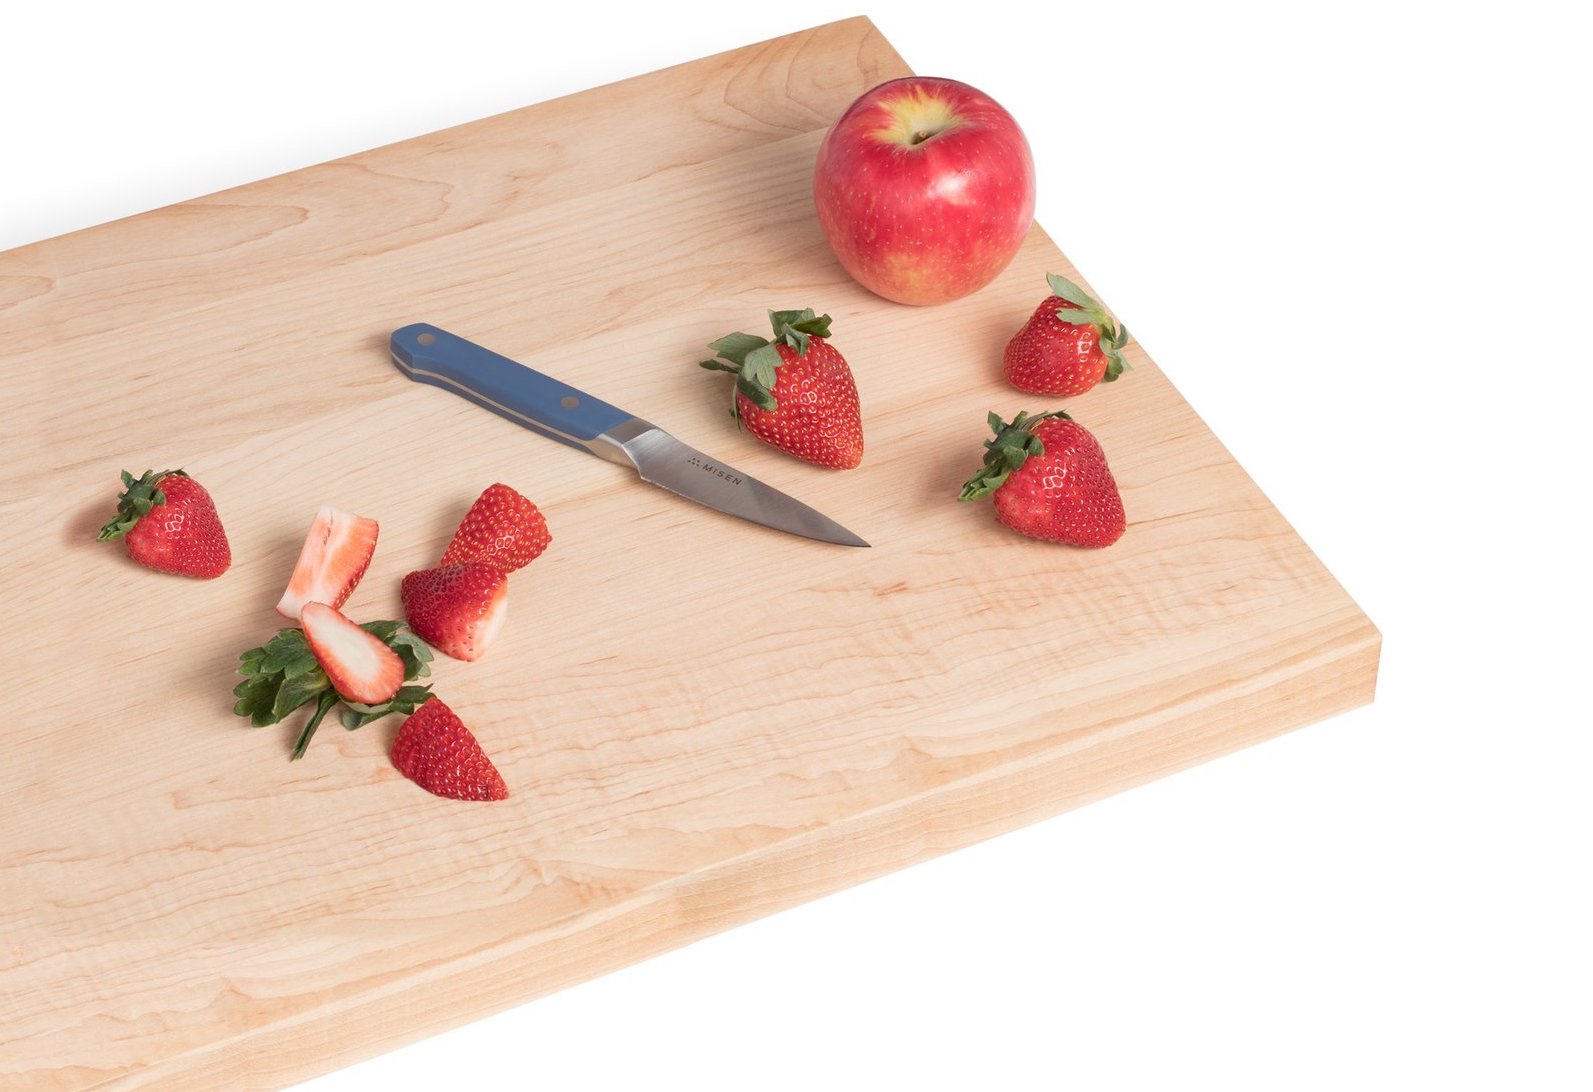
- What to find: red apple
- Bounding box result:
[813,76,1036,306]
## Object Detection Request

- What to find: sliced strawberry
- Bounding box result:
[300,601,405,704]
[389,697,508,801]
[276,506,380,619]
[440,483,551,572]
[400,562,509,662]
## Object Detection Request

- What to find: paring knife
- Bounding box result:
[389,323,869,547]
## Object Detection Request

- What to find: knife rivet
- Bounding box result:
[560,395,580,409]
[416,332,436,346]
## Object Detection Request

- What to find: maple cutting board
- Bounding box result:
[0,16,1378,1089]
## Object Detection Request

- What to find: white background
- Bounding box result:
[5,2,1588,1088]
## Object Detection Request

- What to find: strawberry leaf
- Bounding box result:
[362,620,433,679]
[233,674,280,727]
[1100,320,1130,381]
[736,373,777,412]
[340,685,435,730]
[706,331,770,367]
[257,628,320,677]
[742,343,782,402]
[272,666,330,721]
[1044,273,1100,311]
[1044,271,1128,358]
[1097,318,1127,352]
[770,307,832,343]
[703,331,780,410]
[237,645,269,678]
[289,693,340,761]
[768,307,832,355]
[768,307,809,328]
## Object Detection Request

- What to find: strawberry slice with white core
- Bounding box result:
[300,602,404,704]
[275,506,379,619]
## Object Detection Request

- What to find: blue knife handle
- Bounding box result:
[390,323,632,453]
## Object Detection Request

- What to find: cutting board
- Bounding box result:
[0,17,1379,1088]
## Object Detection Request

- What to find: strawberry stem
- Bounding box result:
[290,691,339,760]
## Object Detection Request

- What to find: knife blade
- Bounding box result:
[389,323,869,547]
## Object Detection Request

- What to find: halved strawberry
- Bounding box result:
[300,601,405,704]
[276,506,380,619]
[400,562,509,662]
[389,697,508,801]
[440,483,551,572]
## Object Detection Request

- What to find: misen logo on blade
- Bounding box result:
[686,455,742,486]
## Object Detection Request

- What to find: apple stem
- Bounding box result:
[911,130,933,145]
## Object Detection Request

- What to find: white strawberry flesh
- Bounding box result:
[276,506,379,620]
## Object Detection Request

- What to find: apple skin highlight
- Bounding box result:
[813,77,1036,306]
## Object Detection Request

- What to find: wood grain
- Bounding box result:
[0,17,1378,1089]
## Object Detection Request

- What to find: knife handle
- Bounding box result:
[390,323,632,454]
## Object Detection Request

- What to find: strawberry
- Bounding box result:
[1003,273,1129,397]
[389,696,508,801]
[699,308,863,469]
[401,562,509,662]
[440,483,551,572]
[958,410,1126,547]
[276,506,380,619]
[97,468,231,578]
[300,601,405,705]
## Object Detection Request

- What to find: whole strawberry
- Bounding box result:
[97,468,231,578]
[700,308,863,469]
[1003,273,1129,397]
[958,410,1125,547]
